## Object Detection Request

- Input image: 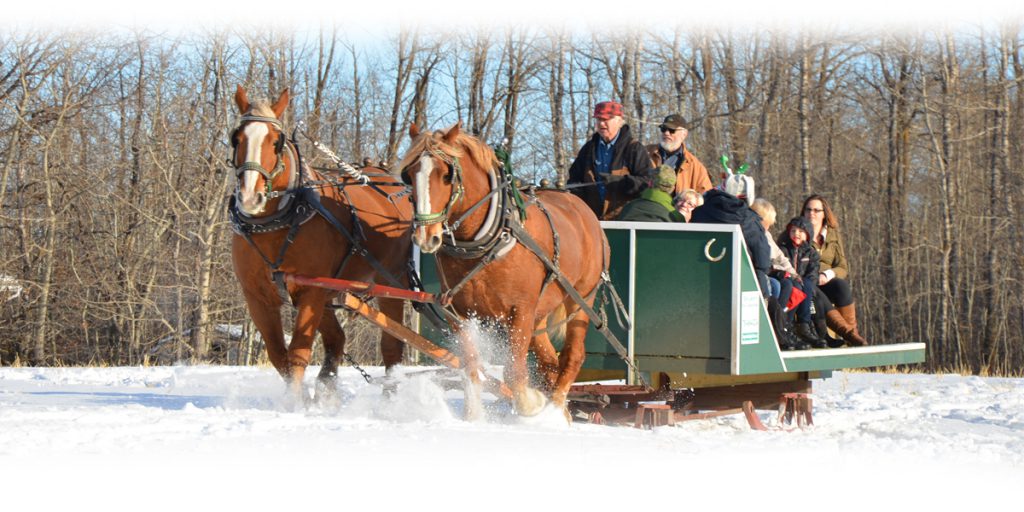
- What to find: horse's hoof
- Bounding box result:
[464,405,483,422]
[463,382,484,422]
[314,378,341,409]
[280,386,308,412]
[514,387,548,417]
[464,393,485,422]
[382,380,399,399]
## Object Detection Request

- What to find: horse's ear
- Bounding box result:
[234,85,250,113]
[271,88,290,119]
[409,123,420,139]
[443,122,462,144]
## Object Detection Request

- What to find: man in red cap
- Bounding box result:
[567,101,654,220]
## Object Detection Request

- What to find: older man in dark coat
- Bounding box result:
[567,101,654,220]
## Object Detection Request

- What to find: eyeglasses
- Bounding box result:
[804,207,824,213]
[660,127,681,134]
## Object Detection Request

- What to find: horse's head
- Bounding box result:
[398,122,471,254]
[231,86,291,216]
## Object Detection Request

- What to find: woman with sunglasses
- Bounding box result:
[802,195,869,346]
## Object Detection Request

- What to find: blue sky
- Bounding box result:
[6,1,1021,33]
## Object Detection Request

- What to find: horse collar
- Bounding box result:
[439,173,521,260]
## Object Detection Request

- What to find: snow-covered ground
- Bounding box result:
[1,365,1021,510]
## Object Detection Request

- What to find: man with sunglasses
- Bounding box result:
[567,101,654,220]
[647,114,712,195]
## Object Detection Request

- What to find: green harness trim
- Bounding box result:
[494,145,527,221]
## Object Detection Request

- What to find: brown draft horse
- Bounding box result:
[230,86,412,399]
[398,123,609,419]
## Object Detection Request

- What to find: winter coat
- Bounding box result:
[690,189,771,277]
[617,188,685,223]
[766,231,798,276]
[776,217,820,284]
[812,225,849,281]
[567,125,654,219]
[646,144,714,194]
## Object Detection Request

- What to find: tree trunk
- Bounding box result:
[798,35,812,194]
[547,31,568,176]
[385,29,418,165]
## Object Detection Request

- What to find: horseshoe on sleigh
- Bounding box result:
[704,238,726,262]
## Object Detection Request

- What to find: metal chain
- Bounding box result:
[343,352,373,384]
[296,121,369,184]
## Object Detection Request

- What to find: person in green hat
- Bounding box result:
[616,165,685,222]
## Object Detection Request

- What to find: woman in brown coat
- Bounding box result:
[802,195,869,346]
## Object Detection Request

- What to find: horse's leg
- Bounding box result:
[529,329,560,393]
[550,307,591,409]
[506,306,547,417]
[458,325,485,422]
[285,289,330,401]
[315,307,346,402]
[377,297,405,371]
[242,292,289,378]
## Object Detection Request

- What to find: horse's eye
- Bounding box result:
[401,172,413,186]
[443,169,453,184]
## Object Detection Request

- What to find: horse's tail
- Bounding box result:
[544,303,568,347]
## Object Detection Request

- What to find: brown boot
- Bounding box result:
[837,303,870,346]
[825,309,868,347]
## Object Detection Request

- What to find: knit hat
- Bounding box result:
[593,101,624,120]
[721,173,756,206]
[654,165,676,193]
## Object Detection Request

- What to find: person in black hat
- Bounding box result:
[646,114,713,195]
[567,101,654,220]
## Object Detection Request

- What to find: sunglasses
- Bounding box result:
[660,126,682,134]
[805,207,824,213]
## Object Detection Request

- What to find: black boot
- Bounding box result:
[795,322,827,349]
[780,326,810,351]
[768,297,808,351]
[814,315,845,348]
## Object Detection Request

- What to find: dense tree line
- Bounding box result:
[1,25,1021,374]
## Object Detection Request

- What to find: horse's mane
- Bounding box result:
[396,124,499,175]
[246,99,277,118]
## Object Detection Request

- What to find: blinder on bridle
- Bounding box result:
[232,114,289,194]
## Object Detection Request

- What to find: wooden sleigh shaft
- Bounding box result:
[283,273,512,400]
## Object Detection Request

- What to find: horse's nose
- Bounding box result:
[416,232,442,254]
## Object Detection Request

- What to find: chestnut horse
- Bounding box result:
[230,86,412,398]
[397,123,609,419]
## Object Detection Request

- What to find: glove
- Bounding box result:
[616,176,636,195]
